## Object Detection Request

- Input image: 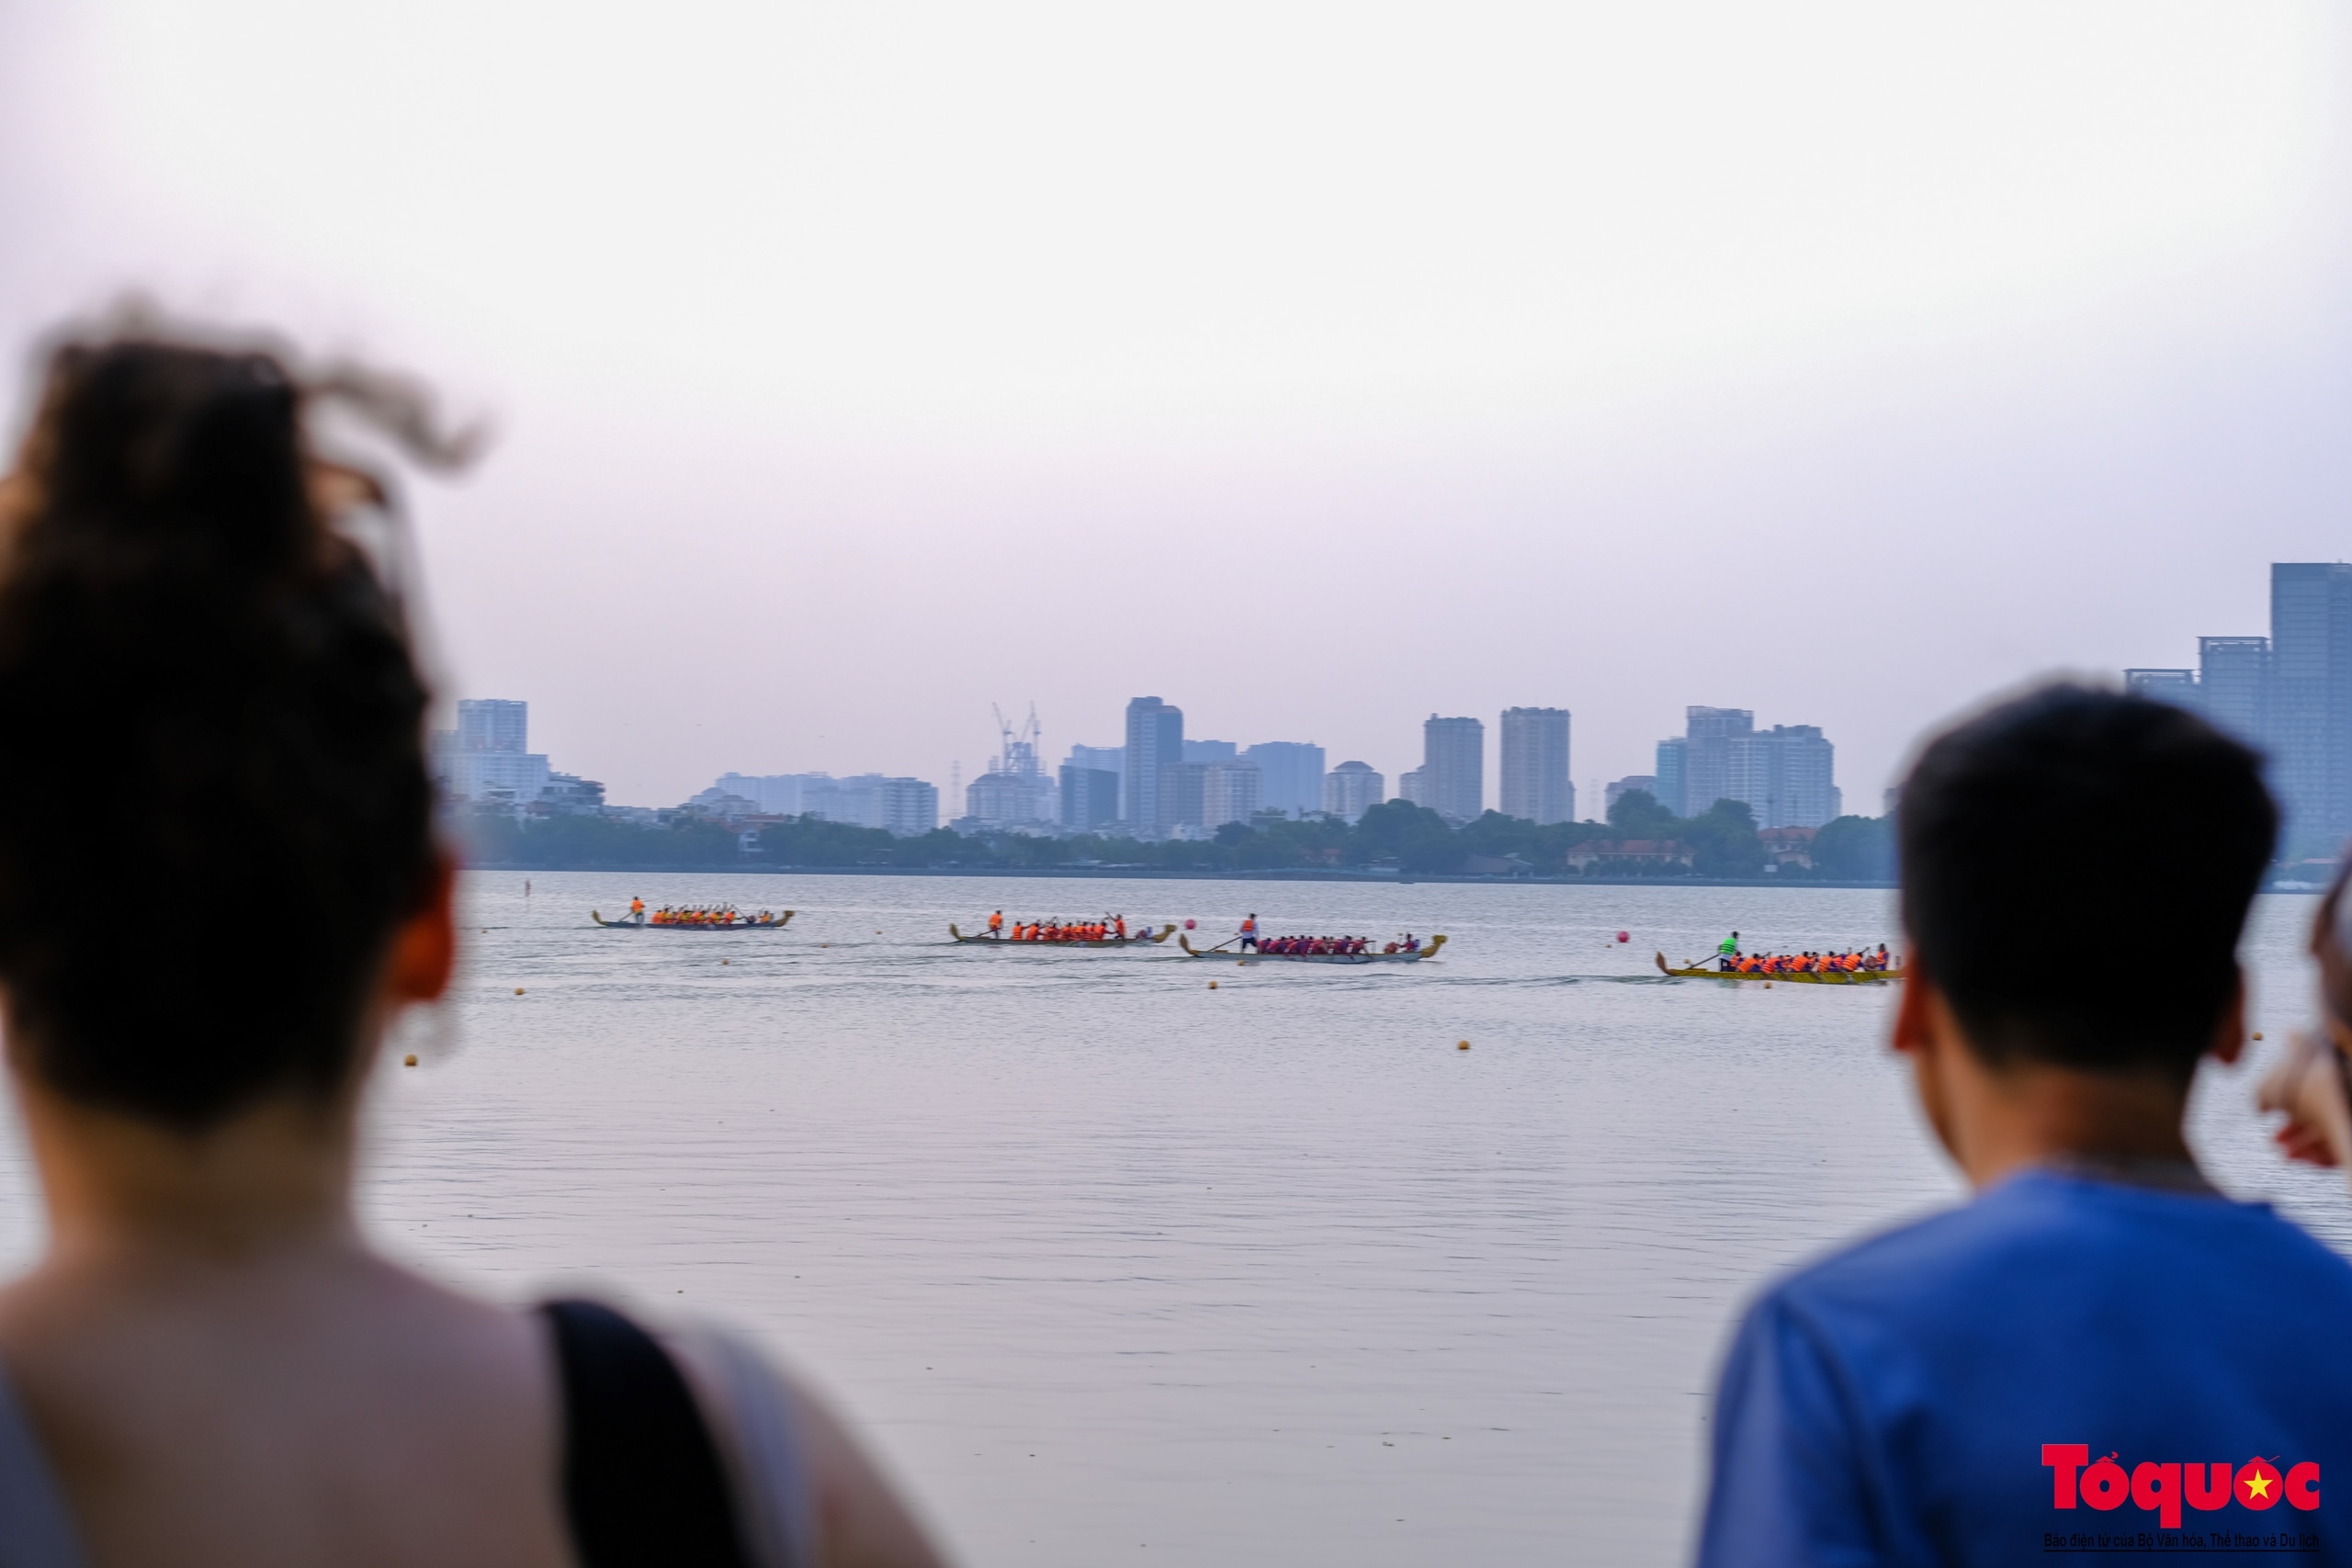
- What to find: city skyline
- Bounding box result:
[2126,560,2352,855]
[451,689,1848,837]
[3,11,2341,814]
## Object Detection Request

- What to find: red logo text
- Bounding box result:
[2042,1446,2319,1529]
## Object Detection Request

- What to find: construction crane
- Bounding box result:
[991,703,1043,778]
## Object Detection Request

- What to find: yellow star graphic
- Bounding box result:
[2245,1472,2274,1501]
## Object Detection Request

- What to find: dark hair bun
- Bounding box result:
[0,334,437,1127]
[35,343,320,578]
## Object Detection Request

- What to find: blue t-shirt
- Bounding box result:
[1698,1168,2352,1566]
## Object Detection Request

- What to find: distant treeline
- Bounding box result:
[457,790,1900,883]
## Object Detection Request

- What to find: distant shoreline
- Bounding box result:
[466,861,1902,888]
[463,861,2330,892]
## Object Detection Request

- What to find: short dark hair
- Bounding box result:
[0,335,437,1128]
[1898,683,2275,1077]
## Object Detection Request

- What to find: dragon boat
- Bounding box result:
[591,909,794,930]
[1182,934,1446,964]
[949,923,1176,947]
[1655,952,1902,984]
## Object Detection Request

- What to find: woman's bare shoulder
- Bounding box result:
[0,1250,571,1568]
[667,1321,952,1568]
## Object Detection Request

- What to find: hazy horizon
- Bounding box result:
[4,4,2347,809]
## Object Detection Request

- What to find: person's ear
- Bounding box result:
[386,852,458,1005]
[1892,953,1935,1056]
[2210,968,2247,1066]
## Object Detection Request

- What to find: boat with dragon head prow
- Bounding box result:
[592,907,794,931]
[950,921,1175,948]
[1656,950,1903,984]
[1182,933,1445,964]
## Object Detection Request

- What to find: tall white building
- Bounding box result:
[1648,707,1838,828]
[1201,762,1263,829]
[1728,725,1839,829]
[1498,707,1574,825]
[1419,715,1485,823]
[1679,706,1752,818]
[1322,761,1384,822]
[432,698,551,805]
[457,699,528,754]
[874,778,940,836]
[1125,697,1183,831]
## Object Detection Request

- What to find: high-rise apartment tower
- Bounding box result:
[1124,697,1183,831]
[1322,761,1384,822]
[1498,707,1574,825]
[1419,715,1485,822]
[1241,742,1327,818]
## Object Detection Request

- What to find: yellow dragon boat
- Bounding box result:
[1656,952,1903,984]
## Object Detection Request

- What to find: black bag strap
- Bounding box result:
[538,1299,754,1568]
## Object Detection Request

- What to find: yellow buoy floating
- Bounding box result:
[402,1054,418,1067]
[1209,980,1218,989]
[2253,1031,2265,1041]
[514,987,525,997]
[1457,1040,1470,1051]
[721,958,730,965]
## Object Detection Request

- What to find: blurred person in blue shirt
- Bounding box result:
[1697,683,2352,1568]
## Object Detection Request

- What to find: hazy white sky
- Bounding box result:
[3,3,2346,809]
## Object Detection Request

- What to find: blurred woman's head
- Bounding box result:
[2314,861,2352,1035]
[0,332,441,1130]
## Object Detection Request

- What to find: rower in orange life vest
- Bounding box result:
[988,909,1003,938]
[1238,914,1259,952]
[629,896,645,926]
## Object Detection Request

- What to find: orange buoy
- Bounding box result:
[514,987,525,997]
[2253,1031,2265,1041]
[721,959,730,965]
[1209,980,1218,989]
[402,1054,418,1067]
[1763,982,1771,988]
[1457,1040,1470,1051]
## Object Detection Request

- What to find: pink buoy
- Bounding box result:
[1184,919,1197,930]
[1616,931,1630,943]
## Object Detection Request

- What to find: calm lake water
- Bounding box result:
[0,874,2337,1565]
